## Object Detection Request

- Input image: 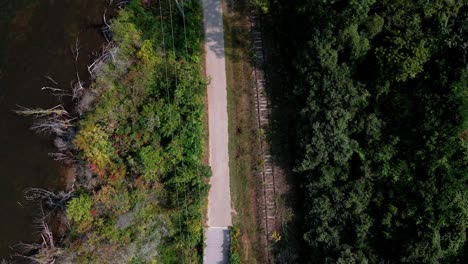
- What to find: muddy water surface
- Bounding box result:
[0,0,107,258]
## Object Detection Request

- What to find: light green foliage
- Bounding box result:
[67,193,94,231]
[139,146,165,181]
[253,0,269,13]
[74,125,115,173]
[112,10,142,57]
[229,226,242,264]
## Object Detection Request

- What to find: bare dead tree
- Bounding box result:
[76,89,98,116]
[70,38,80,62]
[102,9,112,42]
[31,116,75,135]
[14,207,62,264]
[15,105,75,137]
[43,76,58,85]
[108,42,118,63]
[24,188,73,210]
[48,152,76,165]
[41,87,65,93]
[15,105,69,118]
[40,76,71,99]
[87,42,117,78]
[87,52,108,78]
[53,138,74,152]
[42,90,72,101]
[71,72,86,100]
[117,0,130,9]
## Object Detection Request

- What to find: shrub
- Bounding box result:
[67,193,94,232]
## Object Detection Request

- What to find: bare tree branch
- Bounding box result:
[43,76,59,85]
[87,42,117,78]
[24,188,73,209]
[41,87,65,93]
[117,0,130,9]
[70,38,80,62]
[48,152,76,165]
[102,9,112,43]
[14,105,69,117]
[31,116,74,136]
[13,206,63,264]
[71,72,85,100]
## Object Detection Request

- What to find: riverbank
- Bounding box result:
[9,1,209,263]
[0,0,108,259]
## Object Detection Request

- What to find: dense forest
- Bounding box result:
[17,1,208,263]
[267,0,468,262]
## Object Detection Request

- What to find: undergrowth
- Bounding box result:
[59,1,209,262]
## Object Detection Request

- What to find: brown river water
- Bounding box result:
[0,0,107,258]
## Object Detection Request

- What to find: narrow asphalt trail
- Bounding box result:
[202,0,232,263]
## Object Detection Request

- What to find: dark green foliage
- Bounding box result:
[64,0,208,262]
[268,0,468,262]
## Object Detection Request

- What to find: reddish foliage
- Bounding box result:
[461,130,468,141]
[90,208,97,217]
[133,175,146,188]
[109,174,117,181]
[140,0,155,8]
[70,237,83,250]
[90,163,97,172]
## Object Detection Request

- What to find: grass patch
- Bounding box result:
[223,0,263,263]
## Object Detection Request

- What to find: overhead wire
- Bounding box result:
[168,0,191,261]
[161,1,206,261]
[159,0,170,91]
[180,0,206,246]
[172,0,207,258]
[177,0,199,255]
[159,1,184,262]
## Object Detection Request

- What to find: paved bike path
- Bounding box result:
[202,0,232,263]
